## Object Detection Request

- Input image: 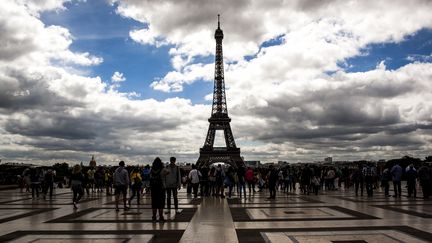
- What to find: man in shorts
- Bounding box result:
[114,161,129,211]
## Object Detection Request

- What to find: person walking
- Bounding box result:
[70,164,84,209]
[406,164,418,198]
[351,165,364,196]
[245,167,255,195]
[381,168,391,197]
[129,167,142,206]
[113,161,129,212]
[164,157,181,214]
[188,164,202,199]
[390,163,403,197]
[208,167,217,196]
[237,166,246,198]
[215,164,225,198]
[418,163,431,199]
[200,166,209,197]
[267,165,278,199]
[30,168,40,199]
[141,165,151,194]
[224,166,235,198]
[363,163,376,197]
[150,157,167,221]
[43,169,55,199]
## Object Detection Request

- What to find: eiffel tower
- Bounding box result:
[196,15,244,169]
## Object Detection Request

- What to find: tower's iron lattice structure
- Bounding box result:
[196,15,244,169]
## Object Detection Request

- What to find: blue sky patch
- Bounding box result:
[343,28,432,72]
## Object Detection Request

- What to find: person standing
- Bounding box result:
[104,168,113,196]
[70,165,84,209]
[113,161,129,212]
[406,164,418,198]
[43,169,55,199]
[225,166,235,198]
[129,167,142,206]
[141,165,151,194]
[390,163,403,198]
[381,168,391,197]
[200,166,209,197]
[87,167,96,193]
[418,163,431,199]
[208,167,217,196]
[188,164,202,199]
[164,157,181,214]
[245,167,255,195]
[215,164,225,198]
[150,157,167,221]
[351,165,364,196]
[363,163,376,197]
[267,165,278,199]
[237,166,246,198]
[30,168,40,199]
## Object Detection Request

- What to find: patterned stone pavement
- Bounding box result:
[0,184,431,242]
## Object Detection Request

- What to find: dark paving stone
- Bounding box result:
[227,196,323,204]
[332,241,368,243]
[47,207,197,223]
[0,230,184,243]
[0,207,57,223]
[372,203,432,218]
[331,195,423,203]
[236,226,432,243]
[230,205,379,222]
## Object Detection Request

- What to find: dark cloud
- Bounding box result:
[0,67,83,111]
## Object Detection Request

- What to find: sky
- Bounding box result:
[1,0,432,166]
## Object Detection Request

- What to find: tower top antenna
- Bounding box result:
[218,14,220,29]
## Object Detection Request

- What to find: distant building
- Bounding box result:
[244,160,261,168]
[278,161,288,166]
[324,157,333,163]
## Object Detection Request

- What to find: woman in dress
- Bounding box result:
[150,157,167,221]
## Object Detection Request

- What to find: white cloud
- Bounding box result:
[111,71,126,82]
[1,0,432,164]
[150,63,213,92]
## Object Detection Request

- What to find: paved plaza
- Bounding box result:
[0,184,431,242]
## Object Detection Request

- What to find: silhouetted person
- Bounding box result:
[129,167,142,206]
[418,164,431,199]
[225,166,235,198]
[114,161,129,211]
[70,164,84,209]
[237,166,246,198]
[381,168,391,197]
[42,169,55,199]
[188,164,202,199]
[208,167,217,196]
[391,163,402,197]
[406,164,417,198]
[245,167,255,194]
[351,165,364,196]
[363,163,376,197]
[215,164,225,198]
[200,165,209,197]
[267,165,278,199]
[164,157,181,214]
[150,157,166,221]
[30,168,40,199]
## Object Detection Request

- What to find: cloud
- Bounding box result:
[1,0,432,164]
[115,0,432,93]
[111,71,126,82]
[407,53,432,62]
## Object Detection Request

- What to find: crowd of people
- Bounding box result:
[17,159,432,222]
